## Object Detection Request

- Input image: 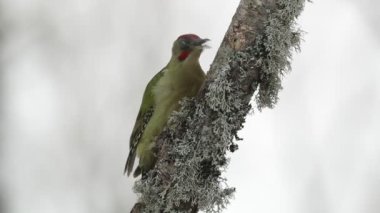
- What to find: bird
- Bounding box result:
[125,34,209,177]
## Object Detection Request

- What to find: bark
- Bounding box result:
[131,0,307,212]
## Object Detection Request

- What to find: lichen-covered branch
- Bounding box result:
[132,0,307,212]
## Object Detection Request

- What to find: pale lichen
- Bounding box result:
[253,0,305,109]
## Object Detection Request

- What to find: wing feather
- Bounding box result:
[125,68,165,176]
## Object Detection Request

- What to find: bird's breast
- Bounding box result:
[153,65,204,108]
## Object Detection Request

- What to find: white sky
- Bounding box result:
[0,0,379,213]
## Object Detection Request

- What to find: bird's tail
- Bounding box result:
[124,149,136,176]
[133,166,142,178]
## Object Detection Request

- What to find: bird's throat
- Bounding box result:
[178,50,191,61]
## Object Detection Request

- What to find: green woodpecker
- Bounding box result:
[125,34,209,177]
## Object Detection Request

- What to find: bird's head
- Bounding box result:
[172,34,209,62]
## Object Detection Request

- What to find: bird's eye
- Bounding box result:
[179,40,190,50]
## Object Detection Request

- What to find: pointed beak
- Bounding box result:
[192,38,210,47]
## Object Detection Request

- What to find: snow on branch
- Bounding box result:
[131,0,307,212]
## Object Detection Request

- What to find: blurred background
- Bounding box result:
[0,0,379,212]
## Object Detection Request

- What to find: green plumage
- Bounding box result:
[125,34,207,177]
[125,70,164,177]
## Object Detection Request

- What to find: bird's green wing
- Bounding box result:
[125,68,165,176]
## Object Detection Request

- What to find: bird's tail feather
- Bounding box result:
[133,166,142,178]
[124,149,136,176]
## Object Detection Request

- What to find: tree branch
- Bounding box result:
[131,0,307,212]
